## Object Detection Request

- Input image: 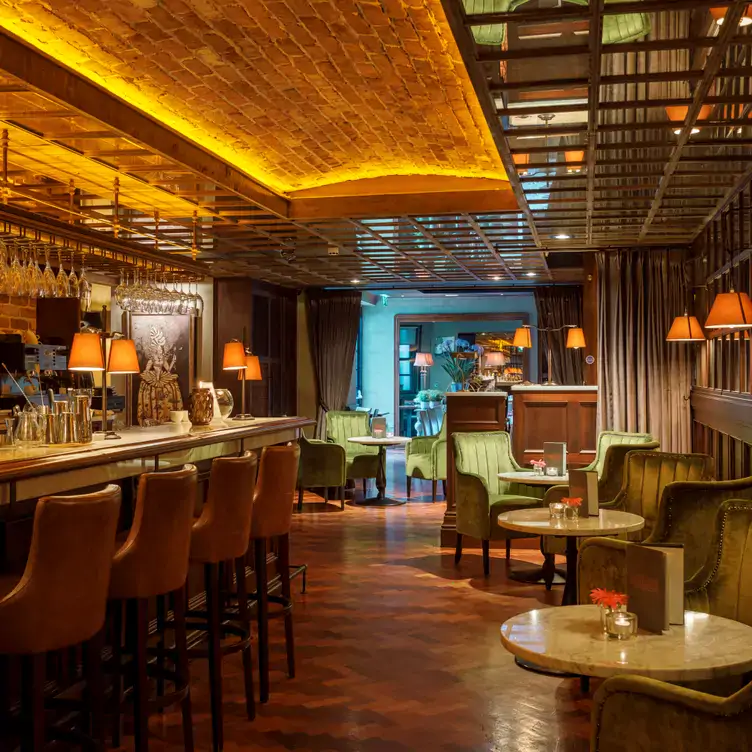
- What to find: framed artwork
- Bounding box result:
[124,313,197,426]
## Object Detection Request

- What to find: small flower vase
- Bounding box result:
[564,504,579,521]
[599,603,626,633]
[532,465,543,476]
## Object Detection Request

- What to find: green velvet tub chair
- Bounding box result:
[405,418,447,502]
[590,500,752,752]
[453,431,545,576]
[326,410,381,496]
[297,435,346,511]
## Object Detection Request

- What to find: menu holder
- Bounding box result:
[371,417,386,438]
[543,441,567,475]
[626,543,685,633]
[568,469,599,516]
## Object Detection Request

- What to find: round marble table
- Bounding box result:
[498,509,645,606]
[498,470,569,487]
[348,436,410,507]
[501,606,752,683]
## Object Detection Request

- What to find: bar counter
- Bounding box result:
[0,416,313,504]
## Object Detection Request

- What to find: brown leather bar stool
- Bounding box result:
[251,444,300,704]
[108,464,197,752]
[0,485,121,752]
[187,451,257,752]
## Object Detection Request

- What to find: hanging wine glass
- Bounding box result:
[8,244,22,298]
[30,246,43,299]
[68,253,79,300]
[0,241,7,296]
[79,255,92,312]
[56,250,70,297]
[41,248,56,298]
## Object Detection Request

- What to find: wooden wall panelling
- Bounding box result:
[213,279,297,418]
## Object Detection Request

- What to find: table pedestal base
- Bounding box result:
[507,567,566,587]
[515,656,575,678]
[354,496,406,507]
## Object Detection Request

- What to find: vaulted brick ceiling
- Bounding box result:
[0,0,508,193]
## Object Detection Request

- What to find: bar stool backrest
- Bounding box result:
[109,464,197,600]
[251,444,300,540]
[191,451,258,563]
[0,485,121,655]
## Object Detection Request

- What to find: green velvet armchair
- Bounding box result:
[453,431,544,576]
[591,675,752,752]
[326,410,381,496]
[590,500,752,752]
[297,436,346,511]
[405,418,447,502]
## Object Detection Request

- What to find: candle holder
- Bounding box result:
[605,610,638,640]
[549,502,565,520]
[546,466,559,477]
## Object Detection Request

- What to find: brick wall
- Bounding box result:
[0,296,36,334]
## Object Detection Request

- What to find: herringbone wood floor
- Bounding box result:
[143,450,591,751]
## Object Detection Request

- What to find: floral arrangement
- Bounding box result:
[590,589,628,610]
[561,497,582,508]
[435,338,483,356]
[530,459,546,470]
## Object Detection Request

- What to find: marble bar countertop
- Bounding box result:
[445,391,508,398]
[511,385,598,392]
[0,416,313,485]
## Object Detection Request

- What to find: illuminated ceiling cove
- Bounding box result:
[0,0,508,193]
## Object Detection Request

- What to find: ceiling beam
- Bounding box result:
[639,0,748,239]
[440,0,542,248]
[403,217,483,281]
[0,30,289,218]
[462,215,518,280]
[585,0,604,246]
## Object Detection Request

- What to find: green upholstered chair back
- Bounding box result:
[685,499,752,627]
[618,451,713,539]
[590,430,655,478]
[647,476,752,580]
[453,431,519,495]
[326,411,377,454]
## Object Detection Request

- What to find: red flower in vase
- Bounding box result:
[561,497,582,507]
[590,588,628,609]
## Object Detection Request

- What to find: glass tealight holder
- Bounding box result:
[532,465,544,476]
[546,466,559,477]
[605,610,638,640]
[549,502,565,520]
[564,505,579,521]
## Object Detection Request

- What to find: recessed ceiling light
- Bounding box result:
[445,293,459,297]
[554,233,571,240]
[492,275,501,281]
[526,272,537,277]
[674,127,700,135]
[351,279,360,283]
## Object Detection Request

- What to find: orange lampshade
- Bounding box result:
[565,150,585,173]
[414,352,434,367]
[711,6,752,25]
[237,354,262,381]
[566,327,587,349]
[485,351,506,367]
[68,332,104,371]
[666,314,706,342]
[665,104,713,134]
[222,341,247,370]
[108,338,140,374]
[705,291,752,329]
[512,327,532,348]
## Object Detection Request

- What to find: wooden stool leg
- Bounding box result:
[234,557,256,721]
[156,594,166,698]
[340,485,345,510]
[431,480,437,503]
[254,538,270,704]
[277,534,295,679]
[20,653,45,752]
[361,478,367,497]
[130,598,150,752]
[406,476,411,499]
[110,600,124,747]
[297,487,303,512]
[482,540,490,577]
[506,539,512,561]
[454,533,463,565]
[172,586,195,752]
[85,630,106,751]
[205,563,224,752]
[323,487,329,506]
[442,479,447,497]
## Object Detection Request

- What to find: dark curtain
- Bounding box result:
[535,286,584,385]
[597,250,691,453]
[306,290,362,439]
